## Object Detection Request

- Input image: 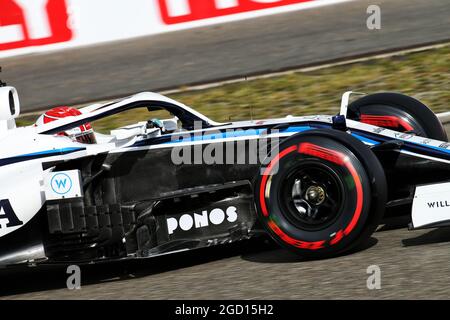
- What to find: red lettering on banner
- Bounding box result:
[158,0,315,24]
[0,0,73,51]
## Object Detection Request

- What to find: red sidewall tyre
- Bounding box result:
[255,129,387,258]
[348,92,448,141]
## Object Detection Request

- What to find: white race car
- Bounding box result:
[0,80,449,268]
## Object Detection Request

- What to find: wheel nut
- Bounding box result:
[306,186,325,205]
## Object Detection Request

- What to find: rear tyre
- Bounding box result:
[254,129,387,258]
[347,92,447,141]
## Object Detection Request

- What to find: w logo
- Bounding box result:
[51,173,72,195]
[55,179,67,189]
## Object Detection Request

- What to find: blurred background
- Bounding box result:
[0,0,450,299]
[1,0,449,117]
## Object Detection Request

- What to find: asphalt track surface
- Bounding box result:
[2,223,450,299]
[1,0,450,112]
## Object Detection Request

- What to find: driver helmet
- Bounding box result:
[36,106,97,144]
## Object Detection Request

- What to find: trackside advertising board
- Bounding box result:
[0,0,351,58]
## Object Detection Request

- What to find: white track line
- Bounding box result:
[160,42,450,95]
[437,112,450,124]
[21,41,450,119]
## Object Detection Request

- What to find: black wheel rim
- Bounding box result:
[279,161,345,231]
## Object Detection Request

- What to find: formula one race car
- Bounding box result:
[0,80,449,268]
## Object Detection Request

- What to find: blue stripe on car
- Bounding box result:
[0,147,85,167]
[159,123,450,160]
[350,130,450,159]
[350,133,379,145]
[163,125,312,144]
